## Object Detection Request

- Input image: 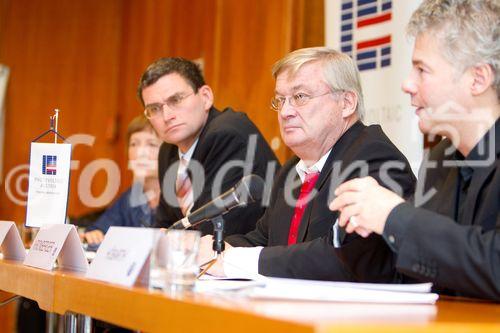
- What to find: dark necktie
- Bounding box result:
[456,166,473,224]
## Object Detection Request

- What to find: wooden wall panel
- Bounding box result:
[0,0,324,225]
[210,0,294,161]
[0,0,322,218]
[295,0,325,49]
[115,0,217,187]
[0,1,327,218]
[0,0,123,224]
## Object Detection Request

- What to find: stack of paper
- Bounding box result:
[195,277,265,293]
[196,276,438,304]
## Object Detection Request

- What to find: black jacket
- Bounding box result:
[155,107,280,236]
[227,121,416,280]
[336,120,500,301]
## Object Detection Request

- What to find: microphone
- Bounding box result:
[169,174,265,230]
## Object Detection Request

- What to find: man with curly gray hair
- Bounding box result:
[330,0,500,301]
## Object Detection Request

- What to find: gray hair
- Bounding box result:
[407,0,500,98]
[272,47,365,120]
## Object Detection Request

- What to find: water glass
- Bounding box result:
[164,230,201,294]
[149,229,168,290]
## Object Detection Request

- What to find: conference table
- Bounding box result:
[0,259,499,333]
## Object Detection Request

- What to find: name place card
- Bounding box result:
[23,224,88,272]
[86,227,154,287]
[0,221,26,261]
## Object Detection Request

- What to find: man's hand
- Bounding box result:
[329,176,404,235]
[197,235,232,277]
[84,230,104,245]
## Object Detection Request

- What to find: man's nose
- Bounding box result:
[401,78,417,96]
[279,98,297,118]
[161,104,175,122]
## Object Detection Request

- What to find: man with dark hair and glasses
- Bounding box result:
[198,47,416,280]
[138,57,279,235]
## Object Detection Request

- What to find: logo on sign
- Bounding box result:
[340,0,392,71]
[42,155,57,175]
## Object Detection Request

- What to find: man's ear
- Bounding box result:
[470,63,495,96]
[341,90,358,118]
[198,85,214,111]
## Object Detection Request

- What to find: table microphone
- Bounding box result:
[168,174,265,230]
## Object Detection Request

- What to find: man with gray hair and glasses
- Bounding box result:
[198,47,416,280]
[331,0,499,301]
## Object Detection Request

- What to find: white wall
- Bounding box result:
[325,0,423,175]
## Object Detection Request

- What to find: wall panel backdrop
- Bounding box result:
[0,0,323,329]
[0,0,124,227]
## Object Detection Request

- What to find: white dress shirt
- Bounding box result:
[177,138,199,164]
[223,149,332,278]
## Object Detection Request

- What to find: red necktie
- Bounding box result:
[287,171,320,245]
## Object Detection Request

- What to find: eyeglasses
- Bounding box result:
[270,91,333,111]
[144,92,194,119]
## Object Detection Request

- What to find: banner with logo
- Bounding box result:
[0,65,9,184]
[26,142,72,227]
[326,0,423,173]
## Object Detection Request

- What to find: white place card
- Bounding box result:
[23,224,88,272]
[26,142,72,227]
[0,221,26,261]
[86,227,155,287]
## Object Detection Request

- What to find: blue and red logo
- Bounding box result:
[42,155,57,175]
[341,0,392,71]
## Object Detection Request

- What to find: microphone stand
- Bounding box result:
[197,215,225,278]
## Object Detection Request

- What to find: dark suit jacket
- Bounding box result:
[155,107,280,236]
[227,121,416,280]
[336,120,500,301]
